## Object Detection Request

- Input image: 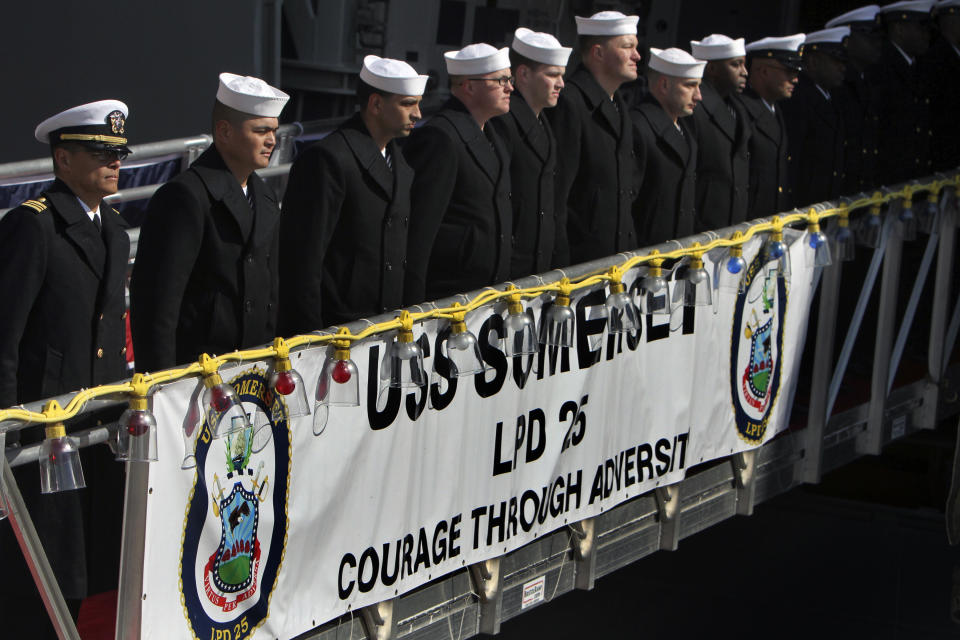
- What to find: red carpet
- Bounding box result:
[77,590,116,640]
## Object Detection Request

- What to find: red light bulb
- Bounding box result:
[332,359,352,384]
[127,411,151,437]
[210,385,231,412]
[274,370,297,395]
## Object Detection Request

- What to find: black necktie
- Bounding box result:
[246,186,255,213]
[725,98,737,120]
[93,213,102,232]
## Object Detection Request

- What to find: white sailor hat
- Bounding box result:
[216,73,289,118]
[575,11,639,36]
[690,34,746,60]
[444,43,511,75]
[825,5,881,28]
[879,0,936,20]
[745,34,806,71]
[934,0,960,15]
[35,99,131,153]
[804,26,851,60]
[360,55,428,96]
[648,47,706,78]
[511,28,572,66]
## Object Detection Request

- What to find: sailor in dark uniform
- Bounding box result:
[279,56,425,332]
[782,27,850,207]
[490,28,571,277]
[545,10,644,266]
[0,100,132,638]
[738,34,805,219]
[403,43,513,304]
[825,5,884,194]
[868,0,935,185]
[631,47,703,246]
[921,0,960,171]
[689,34,751,230]
[131,73,289,372]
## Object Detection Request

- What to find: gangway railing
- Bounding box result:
[0,173,958,640]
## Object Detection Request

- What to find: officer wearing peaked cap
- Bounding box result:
[490,28,570,278]
[826,5,884,193]
[403,43,513,304]
[631,48,704,246]
[545,11,644,266]
[920,0,960,170]
[688,34,752,230]
[0,100,132,637]
[131,73,289,372]
[866,0,935,184]
[738,34,805,218]
[279,57,425,332]
[781,27,850,207]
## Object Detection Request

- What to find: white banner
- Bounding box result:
[138,232,818,639]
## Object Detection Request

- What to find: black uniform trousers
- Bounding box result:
[690,82,751,231]
[738,89,792,219]
[545,65,642,267]
[130,145,280,372]
[402,97,512,305]
[0,179,129,637]
[490,92,560,278]
[630,96,698,247]
[782,74,846,208]
[279,114,411,333]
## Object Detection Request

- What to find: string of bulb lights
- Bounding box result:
[3,177,954,494]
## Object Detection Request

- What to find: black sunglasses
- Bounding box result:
[87,149,129,163]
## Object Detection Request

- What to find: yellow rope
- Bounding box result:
[1,178,953,426]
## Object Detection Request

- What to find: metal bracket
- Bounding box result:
[468,558,503,635]
[359,599,395,640]
[569,518,596,590]
[732,450,758,516]
[858,207,903,455]
[804,256,843,484]
[1,455,81,640]
[655,484,681,550]
[920,191,958,429]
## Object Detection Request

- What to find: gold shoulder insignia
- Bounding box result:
[22,197,49,213]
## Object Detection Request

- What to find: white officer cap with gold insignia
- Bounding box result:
[826,5,881,28]
[805,26,851,58]
[512,28,572,66]
[575,11,639,36]
[880,0,936,20]
[360,55,428,96]
[648,48,706,78]
[444,43,511,75]
[35,99,131,153]
[216,73,290,118]
[745,34,806,71]
[690,34,746,60]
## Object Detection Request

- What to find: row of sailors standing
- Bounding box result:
[281,0,960,336]
[6,3,958,386]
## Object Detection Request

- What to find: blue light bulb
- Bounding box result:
[726,256,745,274]
[809,232,825,249]
[768,241,786,259]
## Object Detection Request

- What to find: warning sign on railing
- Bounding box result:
[138,232,817,639]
